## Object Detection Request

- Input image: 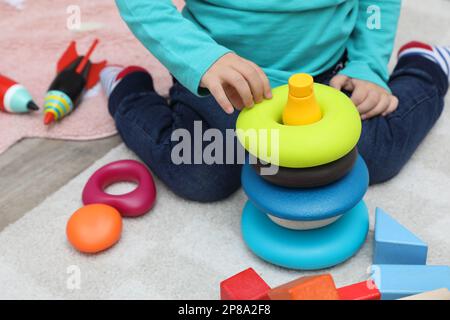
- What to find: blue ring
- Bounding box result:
[242,155,369,221]
[241,200,369,270]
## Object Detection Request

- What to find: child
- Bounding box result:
[101,0,449,202]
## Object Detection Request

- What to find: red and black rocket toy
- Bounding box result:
[43,39,107,125]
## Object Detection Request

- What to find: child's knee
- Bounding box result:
[366,158,403,185]
[171,164,242,202]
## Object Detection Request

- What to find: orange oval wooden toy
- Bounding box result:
[66,204,122,254]
[282,73,323,126]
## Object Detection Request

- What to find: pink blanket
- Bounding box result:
[0,0,184,154]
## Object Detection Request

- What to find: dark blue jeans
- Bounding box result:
[109,56,448,202]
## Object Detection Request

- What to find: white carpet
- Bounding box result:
[1,0,450,299]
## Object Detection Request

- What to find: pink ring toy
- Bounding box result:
[82,160,157,217]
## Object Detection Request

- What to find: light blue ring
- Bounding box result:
[241,200,369,270]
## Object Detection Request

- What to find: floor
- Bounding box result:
[0,136,121,231]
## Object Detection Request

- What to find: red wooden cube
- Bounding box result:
[220,268,270,300]
[338,280,381,300]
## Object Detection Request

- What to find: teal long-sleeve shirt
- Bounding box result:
[115,0,401,95]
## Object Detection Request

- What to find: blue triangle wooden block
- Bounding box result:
[371,264,450,300]
[374,208,428,265]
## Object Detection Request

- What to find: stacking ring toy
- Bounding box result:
[82,160,156,217]
[66,204,122,254]
[267,214,342,231]
[252,147,358,188]
[242,155,369,221]
[236,83,361,168]
[241,200,369,270]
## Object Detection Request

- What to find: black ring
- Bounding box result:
[251,148,358,188]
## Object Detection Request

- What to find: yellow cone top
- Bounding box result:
[282,73,323,126]
[289,73,314,98]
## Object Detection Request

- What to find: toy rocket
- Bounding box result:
[0,74,39,113]
[43,39,107,125]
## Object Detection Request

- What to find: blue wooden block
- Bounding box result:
[374,208,427,265]
[370,264,450,300]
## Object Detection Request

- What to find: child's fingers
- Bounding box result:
[223,69,254,108]
[361,94,390,120]
[356,90,380,115]
[208,82,235,114]
[233,63,264,103]
[329,74,349,90]
[350,85,369,106]
[382,96,399,116]
[223,83,245,110]
[247,61,272,99]
[342,80,354,92]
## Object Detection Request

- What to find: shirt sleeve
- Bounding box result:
[115,0,232,95]
[339,0,402,91]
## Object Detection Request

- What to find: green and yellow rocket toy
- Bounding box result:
[43,39,106,125]
[0,74,39,113]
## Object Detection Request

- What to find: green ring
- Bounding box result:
[236,83,362,168]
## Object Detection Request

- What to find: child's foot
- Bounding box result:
[100,65,149,98]
[398,41,450,79]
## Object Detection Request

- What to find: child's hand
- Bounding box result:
[200,53,272,114]
[330,75,398,120]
